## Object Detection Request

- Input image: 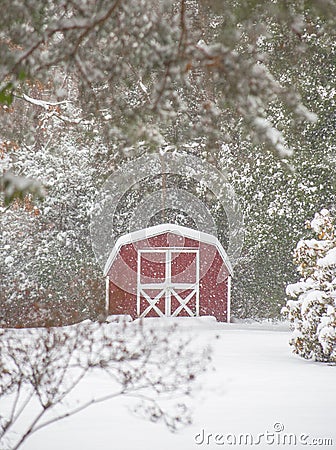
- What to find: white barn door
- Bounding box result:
[137,248,199,318]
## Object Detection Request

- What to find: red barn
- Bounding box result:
[104,224,233,322]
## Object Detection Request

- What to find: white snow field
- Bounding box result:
[15,318,336,449]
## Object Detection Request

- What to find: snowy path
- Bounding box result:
[22,320,335,450]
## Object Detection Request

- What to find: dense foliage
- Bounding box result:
[1,0,335,325]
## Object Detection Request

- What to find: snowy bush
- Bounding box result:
[0,319,210,450]
[282,209,336,362]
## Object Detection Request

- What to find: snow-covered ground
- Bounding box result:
[15,318,336,449]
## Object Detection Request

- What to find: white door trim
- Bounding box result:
[137,248,199,318]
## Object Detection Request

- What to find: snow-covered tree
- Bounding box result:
[0,80,116,326]
[1,0,333,159]
[1,1,335,324]
[283,209,336,362]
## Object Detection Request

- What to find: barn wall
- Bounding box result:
[199,247,229,321]
[107,232,230,321]
[109,281,137,318]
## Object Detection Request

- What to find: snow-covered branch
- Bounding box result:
[21,94,70,109]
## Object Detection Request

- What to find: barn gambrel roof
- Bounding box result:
[103,223,233,277]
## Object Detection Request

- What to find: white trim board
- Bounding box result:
[227,275,232,323]
[105,276,110,313]
[103,223,233,277]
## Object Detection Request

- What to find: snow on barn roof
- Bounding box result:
[103,223,233,277]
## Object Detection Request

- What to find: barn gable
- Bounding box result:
[104,223,233,276]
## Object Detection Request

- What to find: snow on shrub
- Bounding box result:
[282,209,336,362]
[0,319,210,449]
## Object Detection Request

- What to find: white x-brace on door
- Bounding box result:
[137,248,199,318]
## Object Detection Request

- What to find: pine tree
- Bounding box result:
[282,209,336,362]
